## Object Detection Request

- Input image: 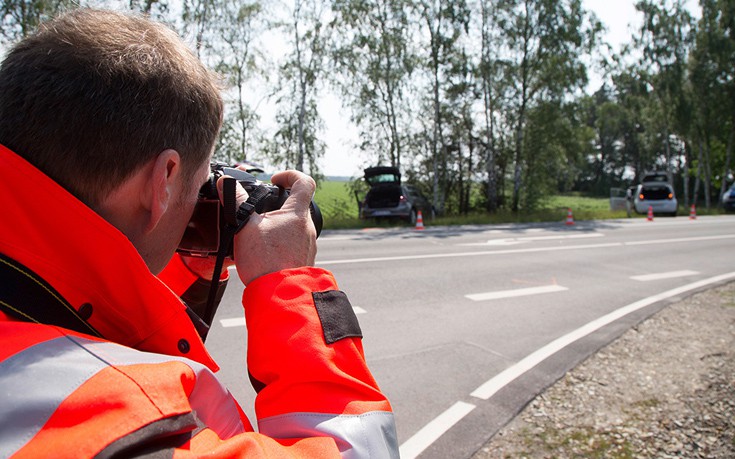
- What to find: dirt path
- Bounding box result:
[473,282,735,459]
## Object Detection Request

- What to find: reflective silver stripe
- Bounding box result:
[0,336,109,458]
[73,338,246,439]
[0,335,245,457]
[259,411,399,459]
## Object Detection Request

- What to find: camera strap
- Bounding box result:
[200,178,270,335]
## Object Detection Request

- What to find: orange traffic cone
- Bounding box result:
[689,204,697,220]
[415,210,425,230]
[647,205,654,221]
[565,208,574,226]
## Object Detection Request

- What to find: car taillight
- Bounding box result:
[399,195,407,202]
[639,193,645,200]
[668,193,673,199]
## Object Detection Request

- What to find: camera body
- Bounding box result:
[177,162,322,258]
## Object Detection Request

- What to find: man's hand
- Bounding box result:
[219,170,318,286]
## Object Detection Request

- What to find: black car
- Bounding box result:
[722,183,735,212]
[359,166,434,225]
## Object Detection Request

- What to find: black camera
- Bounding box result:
[177,162,323,258]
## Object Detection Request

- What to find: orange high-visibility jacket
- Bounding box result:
[0,144,398,458]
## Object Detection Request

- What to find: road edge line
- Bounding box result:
[399,401,476,459]
[470,271,735,400]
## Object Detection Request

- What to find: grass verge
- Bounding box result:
[313,183,728,230]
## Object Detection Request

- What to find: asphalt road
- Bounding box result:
[204,214,735,458]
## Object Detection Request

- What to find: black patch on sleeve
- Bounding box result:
[312,290,362,344]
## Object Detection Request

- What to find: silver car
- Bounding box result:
[628,172,678,217]
[633,183,678,216]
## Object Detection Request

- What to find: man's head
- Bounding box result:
[0,8,223,207]
[0,9,223,273]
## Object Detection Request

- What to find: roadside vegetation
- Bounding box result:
[2,1,732,218]
[314,180,726,230]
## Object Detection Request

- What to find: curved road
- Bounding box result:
[205,215,735,458]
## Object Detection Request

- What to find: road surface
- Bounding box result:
[204,215,735,458]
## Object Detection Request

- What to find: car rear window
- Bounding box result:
[640,186,673,200]
[368,173,400,184]
[642,173,669,183]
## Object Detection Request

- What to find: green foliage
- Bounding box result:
[314,180,359,219]
[330,0,415,170]
[0,0,75,42]
[315,180,635,229]
[489,0,600,211]
[1,0,732,216]
[269,0,329,177]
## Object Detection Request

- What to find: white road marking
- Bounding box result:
[220,317,246,328]
[631,270,700,282]
[398,401,476,459]
[319,235,359,242]
[219,306,366,328]
[465,239,526,246]
[316,234,735,266]
[469,271,735,401]
[624,234,735,246]
[523,233,604,241]
[318,243,621,265]
[459,232,604,247]
[465,285,568,302]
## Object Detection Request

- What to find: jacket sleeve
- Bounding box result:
[2,267,397,458]
[1,325,363,459]
[242,267,399,459]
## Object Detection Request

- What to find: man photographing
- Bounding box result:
[0,8,397,458]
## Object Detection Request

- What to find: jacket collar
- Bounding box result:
[0,144,218,371]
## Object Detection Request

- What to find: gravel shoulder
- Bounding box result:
[473,281,735,459]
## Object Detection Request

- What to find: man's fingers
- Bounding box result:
[215,170,314,216]
[216,176,249,206]
[270,171,316,214]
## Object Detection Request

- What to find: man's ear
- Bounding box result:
[142,149,182,233]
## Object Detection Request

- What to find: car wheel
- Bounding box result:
[409,209,417,226]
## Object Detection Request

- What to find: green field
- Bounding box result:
[313,181,707,230]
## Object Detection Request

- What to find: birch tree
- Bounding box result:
[271,0,328,174]
[331,0,415,170]
[415,0,470,214]
[211,1,264,164]
[495,0,598,211]
[1,0,72,42]
[634,0,692,182]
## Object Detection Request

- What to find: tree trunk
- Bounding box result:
[719,128,734,202]
[704,138,712,209]
[694,140,702,205]
[480,1,497,213]
[682,140,690,207]
[297,76,307,172]
[663,126,673,181]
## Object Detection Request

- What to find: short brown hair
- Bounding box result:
[0,9,223,206]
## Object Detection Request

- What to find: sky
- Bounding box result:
[316,0,700,178]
